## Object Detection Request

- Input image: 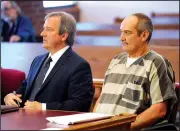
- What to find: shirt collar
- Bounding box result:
[48,45,70,64]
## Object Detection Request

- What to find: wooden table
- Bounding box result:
[1,108,136,130]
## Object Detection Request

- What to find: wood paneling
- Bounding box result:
[1,44,179,82]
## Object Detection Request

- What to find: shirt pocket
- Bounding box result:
[122,82,141,105]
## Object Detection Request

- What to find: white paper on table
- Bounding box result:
[41,128,63,130]
[46,112,114,125]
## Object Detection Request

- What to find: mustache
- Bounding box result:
[122,41,128,44]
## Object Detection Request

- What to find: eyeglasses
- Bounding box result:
[1,7,13,12]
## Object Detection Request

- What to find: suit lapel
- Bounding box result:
[38,47,72,92]
[24,54,48,100]
[29,54,48,87]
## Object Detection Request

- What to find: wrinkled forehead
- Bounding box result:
[120,16,138,31]
[44,16,61,29]
[45,16,61,24]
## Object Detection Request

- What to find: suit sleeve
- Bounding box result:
[16,58,36,96]
[46,61,94,112]
[17,17,36,42]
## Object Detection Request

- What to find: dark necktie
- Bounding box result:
[37,56,52,86]
[28,57,52,101]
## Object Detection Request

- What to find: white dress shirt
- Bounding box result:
[42,45,70,110]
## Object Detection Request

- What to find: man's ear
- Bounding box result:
[62,32,68,42]
[141,30,149,42]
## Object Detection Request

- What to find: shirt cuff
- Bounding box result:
[42,103,46,110]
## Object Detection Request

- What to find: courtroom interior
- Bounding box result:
[1,1,179,130]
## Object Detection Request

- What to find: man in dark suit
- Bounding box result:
[4,12,94,112]
[1,1,36,42]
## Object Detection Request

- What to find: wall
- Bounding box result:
[16,1,45,35]
[15,1,179,35]
[15,1,80,36]
[78,1,179,23]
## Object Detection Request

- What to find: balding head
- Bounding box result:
[121,15,139,33]
[120,13,152,57]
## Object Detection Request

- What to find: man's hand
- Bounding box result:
[9,35,21,42]
[24,100,42,110]
[4,93,22,107]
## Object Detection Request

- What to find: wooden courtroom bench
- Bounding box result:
[75,35,179,46]
[151,12,179,30]
[151,12,179,18]
[73,45,179,82]
[76,23,179,36]
[36,23,179,42]
[75,24,179,47]
[114,12,179,30]
[76,23,120,36]
[1,43,179,83]
[36,23,121,41]
[114,17,124,24]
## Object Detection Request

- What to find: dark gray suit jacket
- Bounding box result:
[16,47,94,112]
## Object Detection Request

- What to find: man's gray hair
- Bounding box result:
[9,1,22,15]
[45,12,76,46]
[132,13,153,43]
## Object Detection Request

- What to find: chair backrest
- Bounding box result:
[168,83,180,124]
[1,68,26,104]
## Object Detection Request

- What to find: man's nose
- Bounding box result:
[40,30,45,37]
[120,33,125,41]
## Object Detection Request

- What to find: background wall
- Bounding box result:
[78,1,179,23]
[16,1,45,35]
[15,1,179,35]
